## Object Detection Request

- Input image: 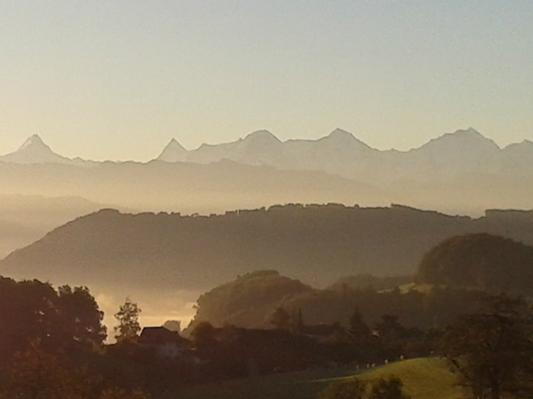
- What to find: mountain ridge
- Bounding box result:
[3,127,531,165]
[3,129,533,214]
[3,204,533,292]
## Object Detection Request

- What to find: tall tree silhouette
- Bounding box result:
[349,308,371,341]
[441,295,533,399]
[56,285,107,349]
[114,298,141,343]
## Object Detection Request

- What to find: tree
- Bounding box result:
[114,298,141,343]
[441,295,533,399]
[191,321,217,348]
[349,308,371,341]
[269,307,291,330]
[163,320,181,333]
[0,278,57,360]
[56,285,107,349]
[368,376,411,399]
[375,314,406,358]
[0,345,91,399]
[292,308,304,334]
[375,315,405,339]
[0,278,106,362]
[319,377,367,399]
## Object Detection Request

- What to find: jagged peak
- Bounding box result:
[163,138,187,151]
[157,138,188,161]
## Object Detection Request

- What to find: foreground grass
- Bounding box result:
[176,367,359,399]
[359,358,464,399]
[176,358,464,399]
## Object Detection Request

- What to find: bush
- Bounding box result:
[319,375,411,399]
[319,377,367,399]
[368,376,411,399]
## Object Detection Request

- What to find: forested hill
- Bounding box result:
[417,233,533,296]
[2,204,533,290]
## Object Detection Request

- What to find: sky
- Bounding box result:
[1,0,532,161]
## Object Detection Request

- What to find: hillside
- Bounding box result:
[3,204,533,292]
[178,358,461,399]
[357,358,463,399]
[0,194,106,258]
[417,233,533,296]
[329,274,413,292]
[189,269,489,331]
[193,271,314,328]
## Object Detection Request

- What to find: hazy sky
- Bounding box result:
[1,0,532,161]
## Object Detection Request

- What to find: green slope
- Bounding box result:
[358,358,464,399]
[176,358,463,399]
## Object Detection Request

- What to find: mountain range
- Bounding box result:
[2,128,533,214]
[158,128,519,182]
[3,129,533,182]
[3,204,533,291]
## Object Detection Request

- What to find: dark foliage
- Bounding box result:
[441,295,533,399]
[319,377,367,399]
[6,205,533,290]
[0,276,106,362]
[320,376,412,399]
[190,270,489,333]
[418,233,533,296]
[368,376,411,399]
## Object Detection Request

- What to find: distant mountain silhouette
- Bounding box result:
[3,129,533,213]
[157,138,188,162]
[4,129,533,182]
[151,128,533,212]
[0,194,105,258]
[0,159,384,212]
[153,128,533,183]
[0,135,71,164]
[0,135,93,166]
[3,204,533,291]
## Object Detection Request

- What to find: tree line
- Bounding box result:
[0,274,532,399]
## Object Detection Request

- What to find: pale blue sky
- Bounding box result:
[1,0,532,160]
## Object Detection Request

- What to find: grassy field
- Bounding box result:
[176,358,465,399]
[359,358,464,399]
